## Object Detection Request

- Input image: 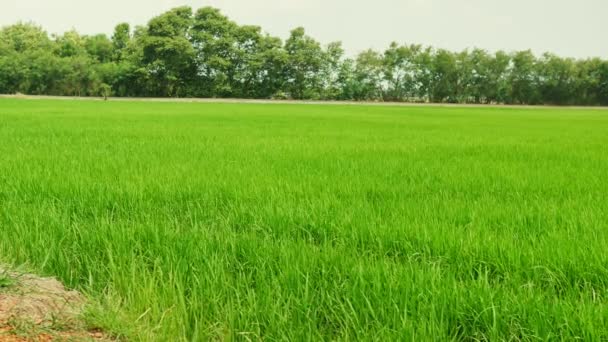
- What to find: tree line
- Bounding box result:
[1,6,607,105]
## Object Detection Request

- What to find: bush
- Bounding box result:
[98,83,112,100]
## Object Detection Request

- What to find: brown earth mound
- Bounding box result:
[0,267,107,341]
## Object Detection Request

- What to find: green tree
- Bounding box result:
[599,61,608,105]
[486,51,511,104]
[54,29,86,57]
[352,49,384,101]
[318,41,345,100]
[85,34,113,63]
[537,53,577,105]
[430,49,458,103]
[98,83,112,100]
[191,7,243,97]
[0,6,607,105]
[456,48,510,104]
[0,54,27,93]
[0,23,52,53]
[139,6,196,97]
[383,43,433,102]
[284,27,325,99]
[111,23,131,62]
[509,50,540,104]
[250,35,288,98]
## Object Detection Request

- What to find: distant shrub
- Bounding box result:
[98,83,112,100]
[272,91,291,100]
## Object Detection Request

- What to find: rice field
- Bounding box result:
[1,98,607,340]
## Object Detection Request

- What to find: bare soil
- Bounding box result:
[1,94,606,110]
[0,267,107,341]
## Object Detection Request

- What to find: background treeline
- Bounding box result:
[1,6,608,105]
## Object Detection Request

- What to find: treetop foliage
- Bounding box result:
[1,7,607,105]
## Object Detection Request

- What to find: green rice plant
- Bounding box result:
[0,99,607,340]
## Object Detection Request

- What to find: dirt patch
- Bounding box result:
[1,94,607,110]
[0,267,108,341]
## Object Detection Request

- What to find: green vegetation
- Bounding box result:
[0,273,12,289]
[1,6,608,105]
[1,98,608,340]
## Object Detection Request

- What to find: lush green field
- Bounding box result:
[1,99,607,340]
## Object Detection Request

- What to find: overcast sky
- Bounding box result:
[1,0,607,58]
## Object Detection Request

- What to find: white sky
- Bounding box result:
[1,0,607,58]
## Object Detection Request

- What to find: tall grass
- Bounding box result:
[1,99,607,340]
